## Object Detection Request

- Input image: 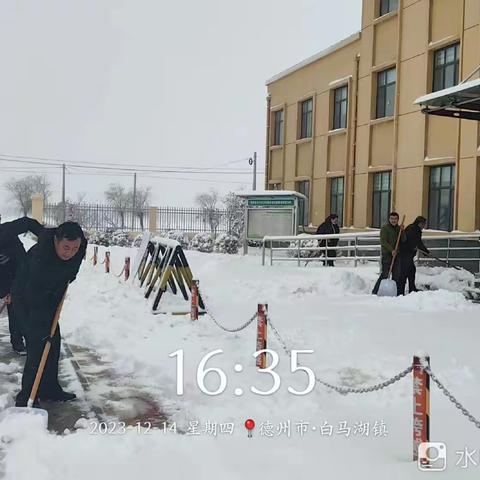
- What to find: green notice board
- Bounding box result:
[247,208,294,239]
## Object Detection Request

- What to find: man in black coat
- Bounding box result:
[13,221,87,407]
[316,214,340,266]
[397,216,429,295]
[0,217,44,354]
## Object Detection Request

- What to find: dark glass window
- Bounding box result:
[273,109,284,146]
[380,0,398,16]
[330,177,344,226]
[372,172,391,228]
[433,43,460,92]
[300,98,313,139]
[428,165,455,231]
[297,180,310,226]
[333,86,348,130]
[376,67,396,118]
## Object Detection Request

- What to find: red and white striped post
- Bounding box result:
[93,246,98,266]
[105,251,110,274]
[256,304,268,369]
[413,355,430,464]
[124,257,131,281]
[191,280,199,321]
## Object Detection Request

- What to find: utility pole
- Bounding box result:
[249,152,257,191]
[132,172,137,230]
[62,163,66,222]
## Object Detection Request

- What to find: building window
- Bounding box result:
[376,67,396,118]
[272,109,284,146]
[372,171,391,228]
[379,0,398,16]
[297,180,310,226]
[299,98,313,139]
[433,43,460,92]
[333,86,348,130]
[270,183,282,190]
[428,165,455,231]
[330,177,344,226]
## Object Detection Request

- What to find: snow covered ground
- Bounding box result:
[1,241,480,479]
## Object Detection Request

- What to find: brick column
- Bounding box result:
[148,207,158,233]
[31,194,44,223]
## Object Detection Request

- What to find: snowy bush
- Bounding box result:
[132,234,143,248]
[224,192,245,238]
[87,229,134,247]
[214,233,240,254]
[190,232,214,253]
[165,230,189,249]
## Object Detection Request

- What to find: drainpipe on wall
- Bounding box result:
[391,0,404,211]
[265,93,272,190]
[350,53,360,227]
[454,0,466,230]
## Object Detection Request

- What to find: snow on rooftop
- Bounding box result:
[265,32,361,86]
[235,190,307,199]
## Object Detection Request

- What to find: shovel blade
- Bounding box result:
[0,407,48,429]
[377,279,397,297]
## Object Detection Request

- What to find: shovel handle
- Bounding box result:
[388,215,406,277]
[28,286,69,406]
[421,250,463,271]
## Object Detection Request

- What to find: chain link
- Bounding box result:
[315,366,413,395]
[425,366,480,429]
[267,316,291,356]
[268,313,412,395]
[199,286,258,333]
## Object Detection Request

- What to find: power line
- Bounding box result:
[0,153,255,173]
[0,157,263,175]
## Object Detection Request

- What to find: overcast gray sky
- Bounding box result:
[0,0,361,213]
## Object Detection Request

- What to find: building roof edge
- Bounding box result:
[265,31,361,86]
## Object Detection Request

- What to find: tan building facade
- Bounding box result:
[265,0,480,232]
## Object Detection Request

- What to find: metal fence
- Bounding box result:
[44,203,231,234]
[261,231,480,273]
[156,206,230,233]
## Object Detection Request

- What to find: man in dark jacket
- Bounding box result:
[397,216,429,295]
[316,214,340,266]
[0,217,44,354]
[372,212,403,295]
[13,221,87,407]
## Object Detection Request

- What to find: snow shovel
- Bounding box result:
[377,216,405,297]
[0,287,68,429]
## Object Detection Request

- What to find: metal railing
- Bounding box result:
[261,231,480,273]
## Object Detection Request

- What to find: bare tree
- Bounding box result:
[105,184,130,228]
[195,189,222,236]
[128,186,151,229]
[5,175,52,215]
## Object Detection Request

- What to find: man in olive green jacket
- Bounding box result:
[372,212,403,295]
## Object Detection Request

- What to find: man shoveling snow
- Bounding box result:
[12,221,87,407]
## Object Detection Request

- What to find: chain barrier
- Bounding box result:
[267,317,291,356]
[425,366,480,429]
[315,366,413,395]
[199,286,258,333]
[268,313,412,395]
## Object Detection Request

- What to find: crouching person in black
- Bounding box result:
[13,221,86,407]
[397,216,429,295]
[0,217,44,354]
